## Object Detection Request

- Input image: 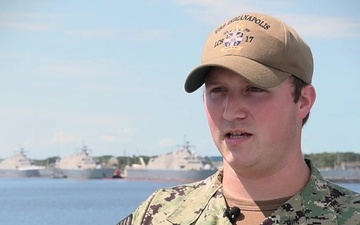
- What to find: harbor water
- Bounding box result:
[1,177,359,225]
[0,178,182,225]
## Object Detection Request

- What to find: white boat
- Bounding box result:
[0,148,44,178]
[125,142,217,182]
[54,145,114,179]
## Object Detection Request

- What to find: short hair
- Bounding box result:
[291,75,310,126]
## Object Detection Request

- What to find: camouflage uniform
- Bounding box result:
[117,159,360,225]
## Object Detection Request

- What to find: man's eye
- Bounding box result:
[211,87,226,93]
[247,86,264,92]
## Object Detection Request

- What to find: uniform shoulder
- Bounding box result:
[150,177,216,202]
[329,184,360,224]
[130,172,222,224]
[328,182,360,206]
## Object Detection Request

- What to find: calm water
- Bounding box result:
[0,178,182,225]
[1,178,359,225]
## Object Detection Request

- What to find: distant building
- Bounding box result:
[338,161,360,170]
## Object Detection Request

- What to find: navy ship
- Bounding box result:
[54,144,114,179]
[124,142,217,182]
[0,148,44,178]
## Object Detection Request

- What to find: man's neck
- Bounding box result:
[222,156,310,201]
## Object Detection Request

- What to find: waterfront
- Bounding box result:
[1,178,359,225]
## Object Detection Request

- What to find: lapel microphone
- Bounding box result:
[223,207,241,223]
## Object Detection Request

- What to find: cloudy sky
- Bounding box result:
[0,0,359,159]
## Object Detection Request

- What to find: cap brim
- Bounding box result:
[184,56,292,93]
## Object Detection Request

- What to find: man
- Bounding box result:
[117,12,360,225]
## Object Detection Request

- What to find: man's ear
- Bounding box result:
[299,84,316,119]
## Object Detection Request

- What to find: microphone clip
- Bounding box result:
[223,206,241,223]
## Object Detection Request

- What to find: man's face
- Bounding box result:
[204,67,308,177]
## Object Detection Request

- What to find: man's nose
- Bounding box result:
[223,93,247,121]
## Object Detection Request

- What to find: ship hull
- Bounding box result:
[55,168,114,179]
[125,168,217,182]
[0,169,41,178]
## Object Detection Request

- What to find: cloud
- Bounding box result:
[48,131,78,144]
[66,27,168,41]
[0,21,53,31]
[0,12,59,31]
[0,11,169,41]
[100,134,115,142]
[284,14,360,38]
[123,128,135,135]
[37,59,119,78]
[136,28,169,41]
[174,0,360,38]
[157,138,176,147]
[66,28,116,38]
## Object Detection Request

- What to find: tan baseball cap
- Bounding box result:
[184,12,313,93]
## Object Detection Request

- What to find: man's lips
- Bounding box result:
[225,132,252,139]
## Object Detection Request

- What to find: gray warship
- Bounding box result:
[124,142,217,182]
[0,148,44,178]
[54,144,114,179]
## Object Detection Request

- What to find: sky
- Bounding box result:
[0,0,359,159]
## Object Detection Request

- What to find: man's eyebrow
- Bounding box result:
[204,76,221,84]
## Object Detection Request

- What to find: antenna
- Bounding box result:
[177,136,195,150]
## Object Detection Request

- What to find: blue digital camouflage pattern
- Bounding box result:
[117,160,360,225]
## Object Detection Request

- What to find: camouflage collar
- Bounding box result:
[167,159,359,224]
[167,170,225,224]
[265,159,350,224]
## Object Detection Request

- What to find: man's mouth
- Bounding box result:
[226,132,251,139]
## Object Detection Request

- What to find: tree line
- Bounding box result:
[304,152,360,168]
